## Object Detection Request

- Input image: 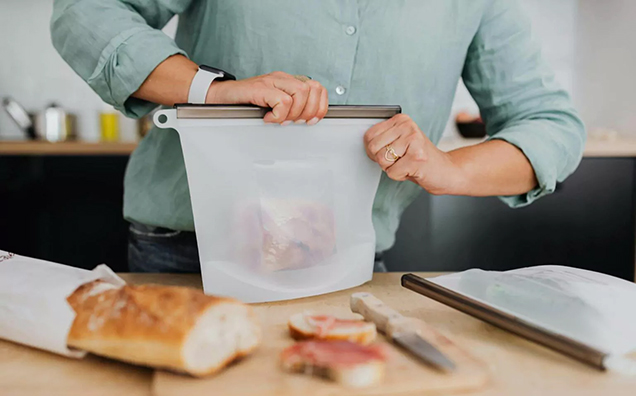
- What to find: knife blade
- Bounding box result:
[393,331,456,372]
[350,292,456,372]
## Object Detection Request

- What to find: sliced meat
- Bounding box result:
[280,340,387,387]
[288,313,377,345]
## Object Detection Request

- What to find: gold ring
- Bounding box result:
[384,145,400,162]
[293,75,311,83]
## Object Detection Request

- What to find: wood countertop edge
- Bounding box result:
[118,272,446,288]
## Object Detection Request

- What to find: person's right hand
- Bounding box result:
[206,71,329,125]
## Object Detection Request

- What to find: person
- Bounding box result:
[51,0,585,273]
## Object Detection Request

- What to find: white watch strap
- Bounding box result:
[188,68,223,104]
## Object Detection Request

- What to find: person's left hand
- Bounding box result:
[363,114,465,195]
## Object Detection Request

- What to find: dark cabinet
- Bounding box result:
[385,158,636,281]
[0,156,130,272]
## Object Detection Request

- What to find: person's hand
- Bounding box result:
[363,114,466,195]
[207,71,329,125]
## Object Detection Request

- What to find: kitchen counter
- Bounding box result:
[437,137,636,157]
[3,137,636,157]
[1,272,634,396]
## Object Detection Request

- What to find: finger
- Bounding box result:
[386,139,431,181]
[373,132,413,171]
[384,147,427,182]
[384,155,414,182]
[298,81,323,122]
[261,88,293,123]
[366,124,407,160]
[271,76,310,121]
[315,86,329,120]
[363,114,411,150]
[293,74,311,83]
[363,118,397,145]
[365,117,414,162]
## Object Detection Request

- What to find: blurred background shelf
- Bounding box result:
[0,141,137,156]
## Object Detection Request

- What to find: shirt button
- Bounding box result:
[345,25,357,35]
[335,85,346,95]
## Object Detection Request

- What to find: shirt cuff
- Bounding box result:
[489,125,560,208]
[87,27,187,119]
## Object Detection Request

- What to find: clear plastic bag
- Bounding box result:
[154,110,387,302]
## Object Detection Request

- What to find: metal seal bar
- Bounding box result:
[174,104,401,119]
[401,273,608,371]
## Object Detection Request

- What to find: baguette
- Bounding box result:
[67,281,261,377]
[280,340,387,387]
[288,313,377,345]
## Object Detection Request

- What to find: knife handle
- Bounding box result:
[350,292,412,336]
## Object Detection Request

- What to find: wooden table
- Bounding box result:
[1,273,634,396]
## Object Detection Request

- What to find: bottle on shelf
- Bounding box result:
[100,104,120,142]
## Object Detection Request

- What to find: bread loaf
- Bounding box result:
[67,281,261,377]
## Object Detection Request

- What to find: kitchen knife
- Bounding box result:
[350,292,456,372]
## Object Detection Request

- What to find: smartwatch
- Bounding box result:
[188,65,236,104]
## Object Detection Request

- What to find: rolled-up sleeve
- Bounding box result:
[51,0,192,118]
[462,0,586,207]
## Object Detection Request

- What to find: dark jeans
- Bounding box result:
[128,221,388,273]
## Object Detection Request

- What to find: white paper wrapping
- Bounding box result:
[0,250,125,357]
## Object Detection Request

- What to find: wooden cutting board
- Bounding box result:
[153,282,490,396]
[0,339,151,396]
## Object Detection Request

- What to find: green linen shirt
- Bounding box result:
[51,0,585,252]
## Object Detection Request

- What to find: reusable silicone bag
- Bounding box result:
[154,105,400,302]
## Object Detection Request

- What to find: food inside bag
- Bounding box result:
[237,158,337,272]
[237,199,337,272]
[259,198,336,271]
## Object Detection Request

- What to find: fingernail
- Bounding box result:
[295,120,306,124]
[307,117,320,126]
[281,120,293,126]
